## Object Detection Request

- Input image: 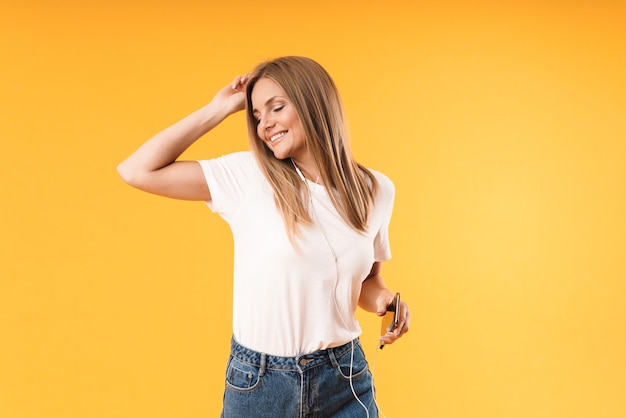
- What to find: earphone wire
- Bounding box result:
[292,159,373,418]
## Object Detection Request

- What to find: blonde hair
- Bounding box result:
[245,56,379,243]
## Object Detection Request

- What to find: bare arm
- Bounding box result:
[117,75,249,200]
[359,262,411,345]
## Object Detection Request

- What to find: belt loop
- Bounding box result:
[259,353,267,376]
[328,347,339,368]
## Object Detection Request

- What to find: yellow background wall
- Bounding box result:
[2,1,625,417]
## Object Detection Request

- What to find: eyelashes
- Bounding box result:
[255,104,286,124]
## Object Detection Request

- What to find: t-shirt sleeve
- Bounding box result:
[373,173,395,262]
[197,152,256,222]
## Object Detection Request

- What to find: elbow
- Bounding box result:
[117,160,162,195]
[117,160,140,187]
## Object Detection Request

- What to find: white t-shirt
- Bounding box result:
[198,152,394,356]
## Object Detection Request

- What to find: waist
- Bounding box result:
[229,336,360,372]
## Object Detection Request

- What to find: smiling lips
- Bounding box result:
[269,131,287,143]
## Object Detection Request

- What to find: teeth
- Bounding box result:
[270,132,286,142]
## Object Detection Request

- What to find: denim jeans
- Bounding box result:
[221,337,378,418]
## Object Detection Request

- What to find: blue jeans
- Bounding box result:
[221,337,378,418]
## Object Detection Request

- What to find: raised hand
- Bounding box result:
[211,74,251,116]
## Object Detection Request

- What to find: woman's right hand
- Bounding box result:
[211,74,251,116]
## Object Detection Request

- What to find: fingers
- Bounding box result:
[379,301,410,347]
[231,73,251,91]
[397,301,410,336]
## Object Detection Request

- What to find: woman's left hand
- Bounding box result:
[378,298,410,347]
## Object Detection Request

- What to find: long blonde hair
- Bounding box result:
[245,56,379,242]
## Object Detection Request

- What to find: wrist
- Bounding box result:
[197,101,231,131]
[378,290,396,312]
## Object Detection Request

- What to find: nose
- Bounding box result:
[258,114,275,132]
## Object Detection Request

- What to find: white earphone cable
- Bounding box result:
[292,159,372,417]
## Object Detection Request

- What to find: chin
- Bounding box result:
[270,150,291,160]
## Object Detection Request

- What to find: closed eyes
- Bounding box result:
[255,104,286,124]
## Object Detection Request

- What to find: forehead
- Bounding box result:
[251,77,288,109]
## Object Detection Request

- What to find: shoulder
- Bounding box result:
[211,151,255,165]
[366,168,395,197]
[199,151,257,172]
[369,170,395,221]
[198,151,263,186]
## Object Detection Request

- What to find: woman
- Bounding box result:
[118,56,410,417]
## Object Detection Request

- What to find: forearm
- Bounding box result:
[358,264,395,314]
[117,102,228,179]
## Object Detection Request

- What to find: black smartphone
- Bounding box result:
[380,292,400,349]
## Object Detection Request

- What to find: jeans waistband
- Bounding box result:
[229,337,359,374]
